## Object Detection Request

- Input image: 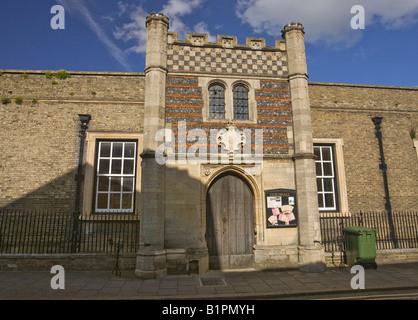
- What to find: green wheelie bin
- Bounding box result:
[344,226,378,269]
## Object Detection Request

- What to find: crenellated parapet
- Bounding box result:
[145,12,169,28]
[281,22,305,39]
[168,32,286,51]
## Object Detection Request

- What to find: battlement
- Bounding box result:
[281,22,305,38]
[168,32,286,51]
[146,12,170,27]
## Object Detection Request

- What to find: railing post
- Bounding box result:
[71,114,91,253]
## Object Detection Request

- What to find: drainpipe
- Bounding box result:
[371,117,398,248]
[71,114,91,253]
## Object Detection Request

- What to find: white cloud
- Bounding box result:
[113,3,149,54]
[193,21,216,41]
[236,0,418,47]
[54,0,217,69]
[58,0,216,66]
[162,0,204,16]
[114,0,216,54]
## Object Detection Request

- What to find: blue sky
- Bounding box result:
[1,0,417,86]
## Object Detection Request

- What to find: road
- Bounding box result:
[277,288,418,300]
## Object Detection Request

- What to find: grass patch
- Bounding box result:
[1,97,11,104]
[14,96,23,105]
[45,71,53,79]
[54,69,71,79]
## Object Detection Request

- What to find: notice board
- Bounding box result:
[265,189,297,228]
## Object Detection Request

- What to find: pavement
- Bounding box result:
[0,262,417,300]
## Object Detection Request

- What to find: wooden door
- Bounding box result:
[206,172,254,269]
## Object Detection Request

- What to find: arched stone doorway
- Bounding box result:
[206,171,255,269]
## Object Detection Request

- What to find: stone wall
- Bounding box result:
[1,69,417,270]
[0,70,145,211]
[2,71,416,214]
[325,249,418,267]
[160,30,297,273]
[309,82,418,212]
[0,70,144,101]
[0,253,136,272]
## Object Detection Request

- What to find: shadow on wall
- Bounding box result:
[0,168,78,213]
[0,156,265,274]
[150,161,257,273]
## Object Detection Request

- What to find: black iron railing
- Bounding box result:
[77,214,140,253]
[0,210,140,254]
[320,211,418,253]
[2,209,416,255]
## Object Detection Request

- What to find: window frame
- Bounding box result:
[208,83,226,120]
[233,84,249,120]
[199,77,259,123]
[314,144,338,212]
[313,138,348,214]
[94,140,138,213]
[83,132,143,216]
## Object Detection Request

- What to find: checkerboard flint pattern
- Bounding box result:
[167,44,287,77]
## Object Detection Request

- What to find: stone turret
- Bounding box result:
[282,22,326,273]
[135,12,169,279]
[143,12,169,150]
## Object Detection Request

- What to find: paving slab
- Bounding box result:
[0,262,417,300]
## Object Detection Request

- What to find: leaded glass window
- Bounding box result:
[209,84,225,120]
[233,85,249,120]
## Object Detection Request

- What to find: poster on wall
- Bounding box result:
[265,189,297,228]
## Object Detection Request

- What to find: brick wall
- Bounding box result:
[309,82,418,212]
[0,70,145,211]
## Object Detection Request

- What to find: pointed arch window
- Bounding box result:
[233,84,249,120]
[209,83,225,120]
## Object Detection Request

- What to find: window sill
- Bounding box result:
[203,118,258,124]
[80,213,140,221]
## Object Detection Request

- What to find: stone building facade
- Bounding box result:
[0,12,417,277]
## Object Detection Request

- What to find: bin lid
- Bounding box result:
[344,226,378,235]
